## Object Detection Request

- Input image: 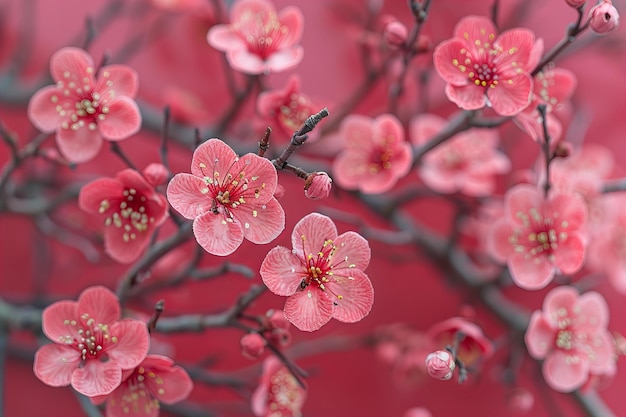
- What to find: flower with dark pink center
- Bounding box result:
[167,138,285,256]
[487,184,588,290]
[207,0,304,74]
[251,356,306,417]
[92,354,194,417]
[332,114,413,194]
[79,168,169,264]
[433,15,543,116]
[260,213,373,332]
[525,286,615,392]
[33,286,150,397]
[27,47,141,163]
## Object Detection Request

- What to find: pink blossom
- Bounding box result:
[589,1,620,34]
[525,286,615,392]
[382,20,409,50]
[241,332,267,359]
[410,113,510,196]
[332,114,413,194]
[515,68,577,143]
[92,354,194,417]
[33,286,150,397]
[260,213,373,332]
[207,0,304,74]
[433,16,543,116]
[487,184,588,290]
[79,168,169,264]
[251,356,306,417]
[427,317,493,366]
[403,408,433,417]
[257,75,319,141]
[142,163,170,187]
[304,172,332,200]
[425,350,456,380]
[27,47,141,163]
[167,138,285,256]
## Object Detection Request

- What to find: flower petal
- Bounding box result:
[260,246,304,296]
[327,269,374,323]
[41,300,79,342]
[33,343,80,387]
[107,319,150,369]
[453,16,498,57]
[71,358,123,397]
[542,350,588,392]
[504,184,543,226]
[77,286,121,325]
[227,49,266,74]
[207,25,245,52]
[95,65,139,98]
[543,285,578,318]
[508,252,554,290]
[266,46,304,73]
[487,74,532,116]
[524,312,555,359]
[493,29,538,74]
[27,86,66,132]
[284,288,333,332]
[78,178,124,214]
[105,381,158,417]
[291,213,337,258]
[486,218,515,262]
[190,138,238,178]
[166,173,214,220]
[278,6,304,47]
[236,197,285,244]
[193,212,244,256]
[433,39,473,85]
[576,291,610,331]
[143,357,194,404]
[552,233,585,275]
[50,47,95,84]
[409,113,446,145]
[104,221,152,264]
[445,83,486,110]
[98,97,142,140]
[56,125,103,163]
[332,231,371,271]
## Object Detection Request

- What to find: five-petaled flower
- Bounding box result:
[525,286,615,392]
[433,15,543,116]
[167,138,285,256]
[332,114,413,194]
[260,212,373,332]
[207,0,304,74]
[251,356,306,417]
[79,168,169,263]
[91,354,194,417]
[27,47,141,163]
[33,286,150,397]
[487,184,588,290]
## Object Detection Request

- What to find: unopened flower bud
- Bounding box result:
[274,183,285,199]
[304,172,332,200]
[267,328,292,347]
[553,141,572,158]
[565,0,585,7]
[383,21,408,50]
[507,387,534,412]
[588,1,620,34]
[267,309,290,330]
[425,350,456,380]
[143,163,169,186]
[240,332,266,359]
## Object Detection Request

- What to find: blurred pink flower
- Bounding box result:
[167,139,285,256]
[260,213,373,332]
[433,15,543,116]
[515,68,577,143]
[425,350,456,380]
[487,184,587,290]
[207,0,304,74]
[79,168,169,264]
[33,286,150,397]
[588,0,620,34]
[427,317,493,367]
[257,75,318,141]
[403,407,433,417]
[27,47,141,163]
[332,114,413,194]
[251,356,306,417]
[304,172,332,200]
[241,332,267,359]
[525,286,615,392]
[92,354,193,417]
[410,113,510,196]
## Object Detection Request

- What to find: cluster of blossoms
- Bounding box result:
[33,287,192,415]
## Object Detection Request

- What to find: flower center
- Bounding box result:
[234,9,290,59]
[267,367,305,414]
[279,95,312,131]
[58,313,117,361]
[509,208,569,259]
[100,187,155,242]
[302,238,336,290]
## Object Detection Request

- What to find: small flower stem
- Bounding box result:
[160,105,172,175]
[531,6,589,76]
[147,299,165,334]
[537,104,552,197]
[258,127,271,157]
[491,0,500,29]
[109,141,138,171]
[272,108,329,170]
[0,132,50,202]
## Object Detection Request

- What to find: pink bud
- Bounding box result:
[588,1,620,34]
[142,163,169,186]
[403,407,433,417]
[565,0,585,7]
[274,183,286,199]
[304,172,332,200]
[425,350,456,380]
[267,309,290,330]
[267,328,292,347]
[383,21,408,50]
[507,387,534,412]
[240,333,266,359]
